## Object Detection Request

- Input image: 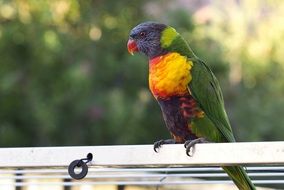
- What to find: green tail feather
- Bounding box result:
[222,166,256,190]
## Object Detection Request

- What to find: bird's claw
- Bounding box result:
[153,139,176,153]
[184,138,208,156]
[185,146,192,156]
[153,140,165,153]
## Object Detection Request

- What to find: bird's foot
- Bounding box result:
[153,139,176,153]
[184,138,209,156]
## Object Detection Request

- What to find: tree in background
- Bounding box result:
[0,0,283,146]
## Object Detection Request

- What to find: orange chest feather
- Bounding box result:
[149,52,193,99]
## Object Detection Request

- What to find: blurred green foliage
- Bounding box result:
[0,0,283,147]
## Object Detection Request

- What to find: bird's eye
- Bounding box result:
[139,32,146,37]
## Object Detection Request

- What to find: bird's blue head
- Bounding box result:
[127,22,169,59]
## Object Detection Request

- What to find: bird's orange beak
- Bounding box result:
[127,39,138,55]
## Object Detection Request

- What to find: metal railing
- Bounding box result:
[0,142,284,188]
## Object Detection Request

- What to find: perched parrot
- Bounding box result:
[127,22,256,190]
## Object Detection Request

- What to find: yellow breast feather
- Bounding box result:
[149,52,193,99]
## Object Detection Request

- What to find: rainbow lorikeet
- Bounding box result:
[127,22,256,190]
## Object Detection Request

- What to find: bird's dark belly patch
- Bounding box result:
[157,95,203,142]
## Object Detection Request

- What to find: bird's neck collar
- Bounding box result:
[149,52,170,65]
[149,55,164,65]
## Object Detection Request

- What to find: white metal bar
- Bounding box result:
[0,167,223,174]
[2,172,284,180]
[0,181,234,186]
[1,166,284,175]
[0,142,284,167]
[2,180,284,186]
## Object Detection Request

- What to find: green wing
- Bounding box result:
[165,34,235,142]
[189,58,236,142]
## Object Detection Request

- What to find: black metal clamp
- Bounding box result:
[68,153,93,180]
